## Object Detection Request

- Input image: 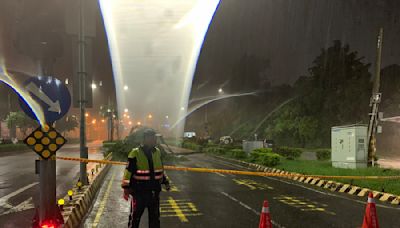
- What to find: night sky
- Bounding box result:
[1,0,400,111]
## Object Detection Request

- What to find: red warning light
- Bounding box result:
[41,223,55,228]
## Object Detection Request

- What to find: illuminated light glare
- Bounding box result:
[58,199,65,206]
[165,115,169,119]
[127,115,130,119]
[137,121,141,125]
[65,78,69,85]
[85,113,89,117]
[91,83,97,89]
[92,119,96,124]
[128,121,132,125]
[124,108,128,113]
[218,88,223,93]
[148,114,152,119]
[101,119,105,123]
[99,0,220,137]
[0,66,45,126]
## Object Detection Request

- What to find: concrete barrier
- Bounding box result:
[60,157,112,228]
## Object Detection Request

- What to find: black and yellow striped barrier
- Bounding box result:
[56,156,400,180]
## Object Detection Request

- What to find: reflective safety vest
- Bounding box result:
[122,146,164,188]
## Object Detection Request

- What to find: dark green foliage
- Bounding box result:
[0,143,27,152]
[273,146,302,160]
[181,141,202,151]
[256,153,281,167]
[228,149,247,159]
[316,149,331,161]
[264,41,372,147]
[252,148,273,154]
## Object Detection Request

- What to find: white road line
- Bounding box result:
[221,191,285,228]
[215,172,226,177]
[211,158,400,210]
[0,182,38,208]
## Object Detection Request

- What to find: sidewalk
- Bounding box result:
[83,166,150,227]
[378,157,400,169]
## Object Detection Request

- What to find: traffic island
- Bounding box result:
[209,154,400,206]
[59,157,112,228]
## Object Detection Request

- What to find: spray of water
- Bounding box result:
[99,0,220,137]
[249,97,297,138]
[170,92,257,130]
[0,66,45,126]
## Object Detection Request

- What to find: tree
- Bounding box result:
[55,115,78,137]
[6,111,38,137]
[264,40,372,147]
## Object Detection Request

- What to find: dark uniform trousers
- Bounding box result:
[128,190,161,228]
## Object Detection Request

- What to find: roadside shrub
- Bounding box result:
[203,147,225,155]
[107,140,132,161]
[256,153,281,167]
[0,143,27,152]
[229,149,247,159]
[273,146,302,160]
[182,141,201,151]
[316,149,331,161]
[252,148,273,154]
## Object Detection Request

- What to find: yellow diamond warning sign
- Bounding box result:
[24,125,67,159]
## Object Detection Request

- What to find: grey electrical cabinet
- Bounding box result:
[331,125,368,169]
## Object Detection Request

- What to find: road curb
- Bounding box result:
[60,156,112,228]
[210,154,400,206]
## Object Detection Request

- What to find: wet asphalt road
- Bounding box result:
[84,153,400,228]
[0,142,103,228]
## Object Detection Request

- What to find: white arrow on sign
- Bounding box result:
[26,82,61,113]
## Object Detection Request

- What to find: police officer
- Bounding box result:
[122,129,170,228]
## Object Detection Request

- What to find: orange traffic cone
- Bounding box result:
[362,192,379,228]
[259,200,272,228]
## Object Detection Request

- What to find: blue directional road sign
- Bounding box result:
[18,76,71,123]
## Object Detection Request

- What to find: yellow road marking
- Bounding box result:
[233,179,274,190]
[92,172,115,227]
[167,197,188,222]
[274,195,336,215]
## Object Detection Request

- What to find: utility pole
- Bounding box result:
[78,0,88,185]
[367,28,384,167]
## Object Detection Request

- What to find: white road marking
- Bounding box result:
[211,158,400,210]
[221,191,284,228]
[215,172,226,177]
[0,197,34,216]
[0,182,38,216]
